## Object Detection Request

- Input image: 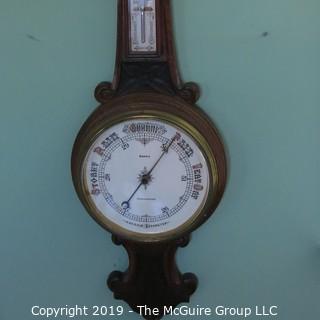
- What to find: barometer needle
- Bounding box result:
[147,135,177,176]
[121,134,177,209]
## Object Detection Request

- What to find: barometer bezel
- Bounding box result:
[72,92,226,242]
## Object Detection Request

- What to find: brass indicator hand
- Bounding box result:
[121,134,178,209]
[147,134,177,176]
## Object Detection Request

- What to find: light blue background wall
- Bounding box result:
[0,0,319,319]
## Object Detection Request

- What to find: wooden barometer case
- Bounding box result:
[71,0,227,319]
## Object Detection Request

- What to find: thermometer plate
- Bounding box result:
[129,0,157,53]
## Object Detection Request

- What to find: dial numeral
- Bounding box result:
[161,207,170,215]
[91,189,101,196]
[120,139,130,150]
[191,191,199,200]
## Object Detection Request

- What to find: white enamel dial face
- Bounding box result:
[84,119,211,236]
[129,0,157,52]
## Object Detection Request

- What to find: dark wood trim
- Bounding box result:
[95,0,200,104]
[108,235,197,320]
[72,1,227,318]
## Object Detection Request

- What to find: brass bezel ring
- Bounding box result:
[71,93,226,242]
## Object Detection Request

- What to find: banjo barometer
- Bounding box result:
[71,0,227,318]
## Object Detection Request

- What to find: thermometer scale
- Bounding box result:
[130,0,157,52]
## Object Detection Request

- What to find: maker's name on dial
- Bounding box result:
[124,220,169,229]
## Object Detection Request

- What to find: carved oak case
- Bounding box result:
[71,1,227,319]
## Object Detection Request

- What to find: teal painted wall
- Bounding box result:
[1,0,319,319]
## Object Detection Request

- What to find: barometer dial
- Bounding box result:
[83,118,212,239]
